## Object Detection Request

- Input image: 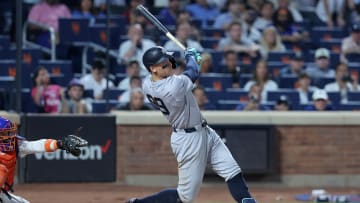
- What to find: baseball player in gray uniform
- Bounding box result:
[125,46,257,203]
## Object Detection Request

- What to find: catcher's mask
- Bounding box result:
[0,117,17,152]
[142,46,177,72]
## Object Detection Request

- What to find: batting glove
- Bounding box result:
[184,48,202,65]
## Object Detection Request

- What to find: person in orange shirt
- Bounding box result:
[0,116,87,203]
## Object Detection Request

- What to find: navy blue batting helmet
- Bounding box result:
[142,46,176,72]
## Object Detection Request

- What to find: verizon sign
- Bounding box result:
[23,115,116,182]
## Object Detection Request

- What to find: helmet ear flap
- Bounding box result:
[169,56,177,69]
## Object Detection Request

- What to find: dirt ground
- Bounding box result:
[12,182,360,203]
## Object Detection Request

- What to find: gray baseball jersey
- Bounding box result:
[143,74,203,129]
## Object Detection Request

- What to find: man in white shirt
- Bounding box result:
[117,60,140,90]
[341,22,360,62]
[324,63,360,103]
[80,59,114,100]
[118,24,156,76]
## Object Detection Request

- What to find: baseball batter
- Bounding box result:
[125,46,257,203]
[0,116,87,203]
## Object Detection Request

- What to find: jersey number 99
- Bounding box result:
[146,94,170,115]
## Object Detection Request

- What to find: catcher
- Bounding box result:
[0,116,88,203]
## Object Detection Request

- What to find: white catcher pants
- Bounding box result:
[171,126,241,203]
[0,192,30,203]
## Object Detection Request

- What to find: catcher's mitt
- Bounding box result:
[57,135,88,156]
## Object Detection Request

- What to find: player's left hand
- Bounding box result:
[57,135,88,157]
[185,48,202,65]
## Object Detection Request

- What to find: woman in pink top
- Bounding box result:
[31,66,65,113]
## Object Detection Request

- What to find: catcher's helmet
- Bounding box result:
[142,46,176,72]
[0,116,17,152]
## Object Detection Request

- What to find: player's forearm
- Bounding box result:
[182,55,200,82]
[18,139,59,157]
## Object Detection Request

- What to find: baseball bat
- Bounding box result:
[136,5,186,51]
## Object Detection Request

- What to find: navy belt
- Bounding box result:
[173,121,207,133]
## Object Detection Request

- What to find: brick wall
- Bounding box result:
[116,125,360,182]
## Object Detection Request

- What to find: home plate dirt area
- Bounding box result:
[13,183,359,203]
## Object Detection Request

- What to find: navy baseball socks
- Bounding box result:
[227,172,257,203]
[125,188,182,203]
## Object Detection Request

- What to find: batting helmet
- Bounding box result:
[0,117,17,152]
[142,46,176,72]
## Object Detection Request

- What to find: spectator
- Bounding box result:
[185,0,220,28]
[348,0,360,23]
[118,60,140,90]
[305,48,335,86]
[247,0,263,12]
[280,52,305,77]
[242,7,262,43]
[277,0,304,22]
[273,95,291,111]
[31,66,65,113]
[217,21,259,57]
[324,63,360,103]
[118,76,143,104]
[296,73,318,104]
[72,0,103,20]
[244,60,279,103]
[133,10,161,44]
[80,59,114,100]
[213,0,245,30]
[192,86,216,110]
[304,89,334,111]
[222,50,245,88]
[315,0,346,27]
[235,83,271,111]
[259,26,286,59]
[115,88,151,110]
[272,8,306,43]
[164,21,204,57]
[200,52,213,73]
[27,0,71,47]
[62,78,91,114]
[123,0,145,24]
[341,22,360,62]
[158,0,181,27]
[118,24,156,76]
[253,1,275,31]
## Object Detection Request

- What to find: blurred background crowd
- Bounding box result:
[1,0,360,113]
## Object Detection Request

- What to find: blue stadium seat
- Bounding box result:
[208,50,223,69]
[268,62,286,79]
[103,88,125,100]
[94,16,127,35]
[83,89,94,98]
[217,100,243,110]
[327,91,341,105]
[239,74,252,87]
[345,53,360,63]
[201,28,225,39]
[91,100,119,113]
[278,75,298,88]
[38,60,73,85]
[50,74,67,86]
[21,88,37,113]
[313,77,335,89]
[59,18,90,43]
[88,25,120,49]
[0,60,34,88]
[338,102,360,110]
[198,73,232,91]
[267,51,295,64]
[0,76,15,90]
[225,88,248,101]
[310,27,348,42]
[347,92,360,102]
[200,37,219,49]
[0,35,10,50]
[267,89,300,104]
[0,48,42,67]
[317,39,342,53]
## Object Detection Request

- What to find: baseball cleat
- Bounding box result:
[125,198,137,203]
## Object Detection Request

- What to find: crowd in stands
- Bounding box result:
[1,0,360,113]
